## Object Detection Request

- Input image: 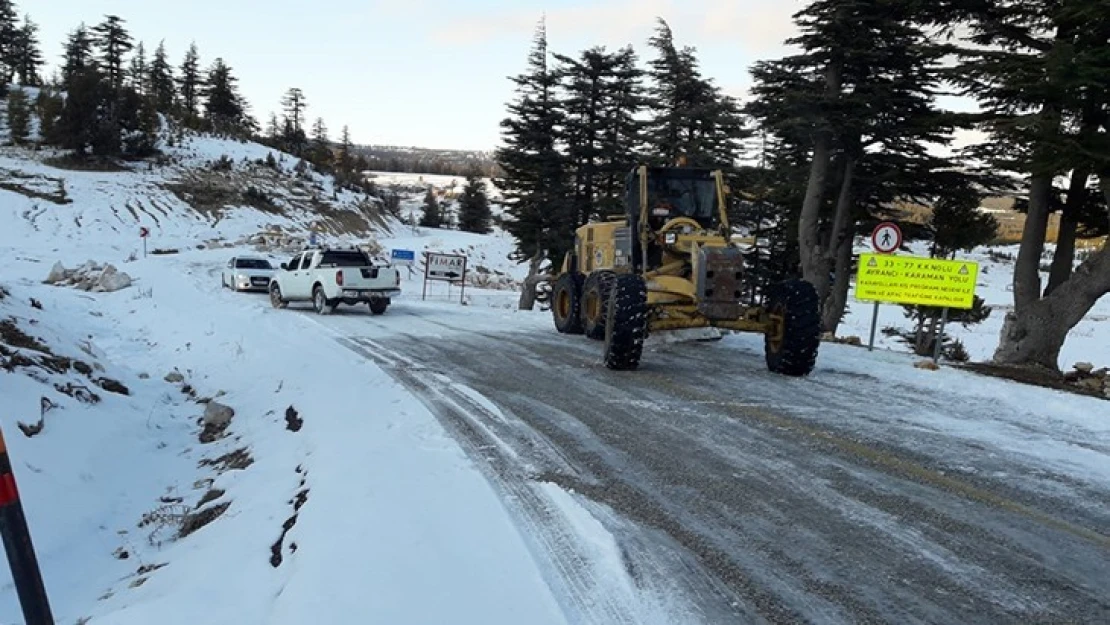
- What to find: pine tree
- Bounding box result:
[148,40,175,111]
[62,24,94,83]
[178,42,202,118]
[338,125,353,171]
[282,88,306,133]
[0,0,17,85]
[642,19,746,168]
[204,58,246,134]
[749,0,965,333]
[116,86,159,157]
[554,45,647,225]
[310,116,332,167]
[281,87,308,155]
[35,88,64,145]
[265,112,280,141]
[59,66,106,155]
[598,46,647,215]
[945,0,1110,369]
[6,87,30,144]
[494,19,572,285]
[419,187,444,228]
[129,41,147,96]
[457,170,493,234]
[91,15,133,90]
[311,117,328,146]
[10,14,43,86]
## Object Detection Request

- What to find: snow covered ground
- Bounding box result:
[1,120,1107,623]
[0,247,577,625]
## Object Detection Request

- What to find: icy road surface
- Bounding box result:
[311,300,1110,625]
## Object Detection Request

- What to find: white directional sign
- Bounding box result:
[426,252,467,281]
[422,251,469,304]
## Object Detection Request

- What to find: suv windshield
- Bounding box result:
[318,251,370,267]
[236,258,272,270]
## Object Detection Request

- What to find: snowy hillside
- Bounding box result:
[1,96,392,267]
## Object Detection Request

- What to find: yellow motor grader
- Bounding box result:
[549,164,820,374]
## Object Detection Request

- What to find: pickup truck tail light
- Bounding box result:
[336,270,344,286]
[395,271,400,286]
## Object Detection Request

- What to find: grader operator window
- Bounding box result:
[639,169,721,231]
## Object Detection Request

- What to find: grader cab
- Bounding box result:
[549,164,820,374]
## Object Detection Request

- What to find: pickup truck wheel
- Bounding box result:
[269,284,287,309]
[312,286,334,315]
[369,299,389,315]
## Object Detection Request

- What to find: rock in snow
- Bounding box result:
[203,400,235,428]
[95,265,132,292]
[44,260,133,293]
[44,261,67,284]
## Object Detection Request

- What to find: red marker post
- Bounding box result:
[0,426,54,625]
[139,226,150,258]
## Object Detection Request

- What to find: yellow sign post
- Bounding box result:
[855,253,979,310]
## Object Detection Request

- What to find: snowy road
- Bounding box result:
[313,302,1110,625]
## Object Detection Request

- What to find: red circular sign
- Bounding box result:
[871,222,902,254]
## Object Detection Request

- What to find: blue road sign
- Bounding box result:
[391,249,416,265]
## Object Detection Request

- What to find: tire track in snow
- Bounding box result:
[336,336,683,625]
[352,326,1110,624]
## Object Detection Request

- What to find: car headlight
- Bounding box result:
[237,274,247,281]
[664,232,678,244]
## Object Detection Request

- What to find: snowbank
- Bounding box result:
[0,245,568,623]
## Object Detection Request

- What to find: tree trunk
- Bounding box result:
[1012,173,1054,312]
[919,310,936,357]
[1044,167,1090,296]
[517,251,548,310]
[821,232,854,335]
[797,61,842,289]
[993,240,1110,370]
[799,135,831,283]
[826,155,856,263]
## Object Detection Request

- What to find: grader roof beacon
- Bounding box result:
[546,159,822,375]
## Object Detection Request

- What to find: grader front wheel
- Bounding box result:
[582,270,616,340]
[764,279,821,376]
[552,273,585,334]
[603,274,648,370]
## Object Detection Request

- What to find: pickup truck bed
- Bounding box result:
[269,247,401,315]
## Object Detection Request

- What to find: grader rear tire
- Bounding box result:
[603,273,648,370]
[582,270,616,340]
[552,273,585,334]
[764,279,820,376]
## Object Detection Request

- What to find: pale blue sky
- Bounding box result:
[31,0,805,150]
[30,1,978,152]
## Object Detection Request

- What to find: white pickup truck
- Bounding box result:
[268,246,401,315]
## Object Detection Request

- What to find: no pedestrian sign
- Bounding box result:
[871,222,902,253]
[855,253,979,309]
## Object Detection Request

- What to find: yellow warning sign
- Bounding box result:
[855,253,979,309]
